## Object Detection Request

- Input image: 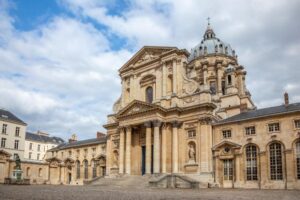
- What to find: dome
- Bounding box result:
[188,24,236,61]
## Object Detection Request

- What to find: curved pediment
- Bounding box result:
[63,157,75,164]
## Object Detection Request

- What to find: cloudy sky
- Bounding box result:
[0,0,299,140]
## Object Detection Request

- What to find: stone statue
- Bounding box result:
[188,143,196,163]
[15,154,21,170]
[113,151,119,168]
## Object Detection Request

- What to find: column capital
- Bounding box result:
[125,126,132,132]
[171,120,182,128]
[152,120,162,127]
[144,121,152,128]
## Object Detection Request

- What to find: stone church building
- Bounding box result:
[103,23,300,189]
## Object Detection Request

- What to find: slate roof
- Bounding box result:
[49,137,106,151]
[214,102,300,125]
[0,109,27,125]
[26,132,64,144]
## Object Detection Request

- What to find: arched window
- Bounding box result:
[146,86,153,103]
[92,160,97,178]
[227,75,232,85]
[84,160,88,179]
[76,161,80,179]
[38,168,42,177]
[296,141,300,179]
[26,167,30,177]
[246,145,258,180]
[269,142,283,180]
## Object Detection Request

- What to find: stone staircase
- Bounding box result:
[88,175,150,189]
[149,174,209,189]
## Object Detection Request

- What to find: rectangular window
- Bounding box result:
[15,127,20,137]
[245,126,256,135]
[37,144,41,152]
[29,143,33,150]
[37,153,40,160]
[246,145,258,180]
[14,140,19,150]
[295,120,300,129]
[223,159,233,180]
[29,152,32,159]
[188,130,196,138]
[1,138,6,148]
[2,124,7,134]
[222,130,232,139]
[268,123,280,132]
[13,154,18,160]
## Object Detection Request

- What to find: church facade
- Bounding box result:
[104,24,300,189]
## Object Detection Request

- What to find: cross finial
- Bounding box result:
[207,17,210,25]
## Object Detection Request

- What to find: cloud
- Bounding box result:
[0,0,300,140]
[0,0,132,139]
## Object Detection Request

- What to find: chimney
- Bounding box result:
[284,92,289,106]
[37,131,49,136]
[68,134,77,143]
[240,103,248,113]
[97,132,106,139]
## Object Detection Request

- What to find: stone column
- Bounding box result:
[161,123,167,173]
[144,121,152,174]
[172,121,181,173]
[119,128,125,174]
[162,61,167,97]
[153,120,161,174]
[125,126,132,175]
[172,59,177,94]
[217,64,223,95]
[203,65,208,85]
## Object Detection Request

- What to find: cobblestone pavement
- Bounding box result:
[0,185,299,200]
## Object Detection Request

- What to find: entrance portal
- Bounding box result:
[141,145,153,175]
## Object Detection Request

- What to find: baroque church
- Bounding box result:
[1,23,300,190]
[103,23,300,189]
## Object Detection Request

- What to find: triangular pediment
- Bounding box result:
[117,100,157,117]
[119,46,178,73]
[212,141,241,151]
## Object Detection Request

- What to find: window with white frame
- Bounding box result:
[37,153,40,160]
[294,120,300,129]
[269,142,283,180]
[245,126,256,135]
[188,130,196,138]
[14,140,19,150]
[268,123,280,133]
[37,144,41,152]
[15,127,20,137]
[2,124,7,134]
[222,130,232,139]
[29,152,32,159]
[29,143,33,150]
[296,141,300,179]
[1,138,6,148]
[246,145,258,180]
[223,159,233,180]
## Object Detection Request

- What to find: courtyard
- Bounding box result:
[0,185,299,200]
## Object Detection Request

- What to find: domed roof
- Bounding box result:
[188,23,236,61]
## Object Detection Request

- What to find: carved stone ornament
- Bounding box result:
[182,74,199,95]
[137,51,158,64]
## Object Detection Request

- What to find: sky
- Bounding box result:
[0,0,299,140]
